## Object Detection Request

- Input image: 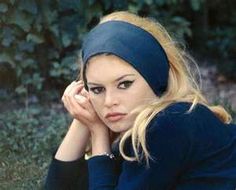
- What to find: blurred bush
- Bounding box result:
[0,0,194,97]
[204,1,236,81]
[0,0,235,98]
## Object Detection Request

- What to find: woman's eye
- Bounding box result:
[89,87,105,94]
[118,80,134,89]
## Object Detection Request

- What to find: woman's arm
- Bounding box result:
[55,119,90,161]
[45,81,102,189]
[45,119,90,190]
[56,80,109,160]
[45,80,112,190]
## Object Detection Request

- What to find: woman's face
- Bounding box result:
[86,54,157,133]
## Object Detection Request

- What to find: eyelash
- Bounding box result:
[89,80,134,95]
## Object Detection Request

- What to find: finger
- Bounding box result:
[72,93,97,119]
[74,95,92,110]
[65,87,85,111]
[80,87,89,98]
[63,81,83,97]
[62,82,76,101]
[62,82,83,109]
[61,81,96,123]
[62,82,83,102]
[64,94,101,129]
[67,97,94,123]
[63,94,89,118]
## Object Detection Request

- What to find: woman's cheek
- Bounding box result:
[90,97,103,116]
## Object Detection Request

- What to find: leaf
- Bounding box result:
[21,58,37,69]
[48,49,60,59]
[15,66,23,77]
[32,73,44,90]
[103,0,111,10]
[19,0,38,14]
[15,85,27,95]
[1,27,15,47]
[84,4,103,23]
[88,0,96,6]
[0,3,8,13]
[14,53,24,62]
[9,0,16,5]
[43,9,58,25]
[145,0,153,5]
[8,10,33,32]
[62,33,72,47]
[128,4,139,13]
[60,14,81,44]
[154,0,166,6]
[190,0,202,11]
[50,62,62,77]
[112,0,128,9]
[58,0,81,11]
[48,24,59,38]
[61,55,76,67]
[18,41,35,52]
[61,55,78,78]
[26,33,44,44]
[0,53,14,67]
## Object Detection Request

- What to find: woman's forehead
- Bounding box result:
[87,54,136,72]
[86,55,139,82]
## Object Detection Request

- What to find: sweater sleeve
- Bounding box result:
[44,155,88,190]
[87,105,194,190]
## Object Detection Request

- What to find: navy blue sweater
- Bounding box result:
[45,102,236,190]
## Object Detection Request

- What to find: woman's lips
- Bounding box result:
[105,113,127,122]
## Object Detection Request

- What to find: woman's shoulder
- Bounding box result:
[155,101,218,120]
[161,101,211,115]
[145,102,218,156]
[148,102,218,133]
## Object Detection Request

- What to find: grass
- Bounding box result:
[0,101,70,189]
[1,151,45,189]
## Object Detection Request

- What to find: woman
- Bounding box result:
[45,11,236,190]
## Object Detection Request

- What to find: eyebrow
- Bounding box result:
[87,74,136,86]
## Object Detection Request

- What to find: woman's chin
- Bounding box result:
[107,121,132,133]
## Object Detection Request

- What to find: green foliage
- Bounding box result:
[189,0,204,11]
[206,18,236,80]
[0,0,235,94]
[0,0,194,96]
[0,0,81,95]
[0,104,70,189]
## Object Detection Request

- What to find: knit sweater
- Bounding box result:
[45,102,236,190]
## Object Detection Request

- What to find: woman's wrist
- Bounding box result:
[91,128,111,156]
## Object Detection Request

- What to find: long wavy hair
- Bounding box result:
[80,11,232,165]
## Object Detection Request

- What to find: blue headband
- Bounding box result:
[81,20,169,96]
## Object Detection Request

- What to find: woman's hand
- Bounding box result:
[61,80,108,135]
[61,80,112,156]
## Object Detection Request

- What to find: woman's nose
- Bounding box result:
[104,90,118,108]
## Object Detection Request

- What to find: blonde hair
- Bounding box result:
[82,11,232,165]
